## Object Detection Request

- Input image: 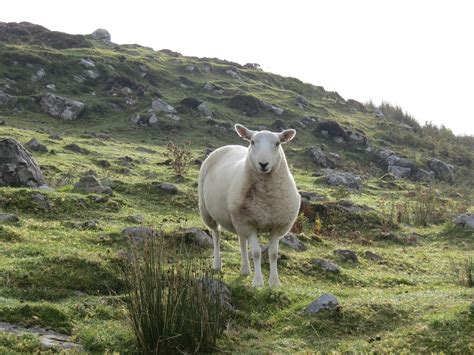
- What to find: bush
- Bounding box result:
[121,237,226,354]
[165,141,193,177]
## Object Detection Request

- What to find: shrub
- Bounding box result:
[121,237,226,354]
[165,141,193,177]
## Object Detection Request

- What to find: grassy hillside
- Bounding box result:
[0,22,473,353]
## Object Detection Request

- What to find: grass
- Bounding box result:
[0,33,473,353]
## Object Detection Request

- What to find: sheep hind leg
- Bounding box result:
[211,227,222,271]
[248,233,264,287]
[239,235,250,275]
[268,235,281,287]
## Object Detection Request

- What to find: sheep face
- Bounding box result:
[235,124,296,174]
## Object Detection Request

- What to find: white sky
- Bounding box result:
[3,0,474,135]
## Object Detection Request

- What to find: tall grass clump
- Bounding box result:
[121,237,227,354]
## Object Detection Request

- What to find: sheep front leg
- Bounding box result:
[268,235,281,287]
[248,233,264,287]
[239,235,250,275]
[211,227,221,271]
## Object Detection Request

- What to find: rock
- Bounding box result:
[79,58,95,68]
[84,69,99,79]
[31,193,52,210]
[374,109,385,119]
[180,227,213,247]
[0,138,46,187]
[201,279,233,311]
[0,90,17,106]
[74,175,112,195]
[156,182,179,194]
[388,165,411,179]
[334,249,358,263]
[296,95,308,109]
[346,131,368,146]
[25,138,48,153]
[96,159,111,168]
[0,213,19,223]
[347,99,367,113]
[130,113,158,126]
[453,213,474,230]
[91,28,111,42]
[308,146,335,169]
[315,120,347,139]
[304,293,339,314]
[40,93,85,120]
[378,148,395,160]
[428,158,455,184]
[281,233,306,251]
[312,258,340,273]
[386,155,414,169]
[31,68,46,82]
[73,75,86,83]
[299,191,327,202]
[122,226,159,242]
[228,95,263,116]
[45,83,56,91]
[0,119,5,125]
[64,143,89,154]
[364,251,383,262]
[152,98,177,113]
[197,102,212,117]
[127,215,144,224]
[415,169,435,182]
[226,68,240,79]
[318,169,363,190]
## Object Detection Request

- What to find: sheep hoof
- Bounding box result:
[252,276,264,288]
[269,276,281,287]
[240,267,250,276]
[213,261,222,271]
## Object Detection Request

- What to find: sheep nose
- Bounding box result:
[259,162,269,171]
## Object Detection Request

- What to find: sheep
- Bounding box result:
[198,124,300,287]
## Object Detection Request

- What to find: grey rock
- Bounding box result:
[31,193,52,210]
[374,109,385,118]
[45,83,56,91]
[0,119,5,125]
[308,146,335,168]
[281,233,306,251]
[0,213,19,223]
[74,175,112,195]
[334,249,358,263]
[453,213,474,230]
[181,227,213,247]
[364,251,383,262]
[25,138,48,153]
[40,93,85,120]
[64,143,89,154]
[428,158,455,184]
[157,182,179,194]
[127,215,144,224]
[201,278,233,311]
[388,165,411,179]
[0,138,46,187]
[415,169,435,182]
[91,28,111,42]
[299,191,327,202]
[312,258,340,273]
[197,102,212,117]
[0,90,17,106]
[96,159,111,168]
[122,226,159,243]
[386,155,414,168]
[378,148,395,160]
[73,75,86,83]
[319,170,363,190]
[152,98,177,113]
[84,69,99,79]
[79,58,95,68]
[304,293,339,314]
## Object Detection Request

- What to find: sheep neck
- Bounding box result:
[243,150,289,188]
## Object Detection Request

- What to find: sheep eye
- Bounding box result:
[275,142,280,146]
[251,140,255,145]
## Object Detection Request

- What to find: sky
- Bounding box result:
[3,0,474,135]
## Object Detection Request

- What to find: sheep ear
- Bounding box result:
[235,124,255,141]
[279,129,296,143]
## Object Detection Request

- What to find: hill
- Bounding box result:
[0,22,473,353]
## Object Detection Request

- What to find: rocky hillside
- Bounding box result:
[0,22,473,353]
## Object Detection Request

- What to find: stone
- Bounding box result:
[228,95,264,116]
[96,159,111,168]
[122,226,159,242]
[415,169,435,182]
[74,175,112,195]
[0,213,19,223]
[152,98,177,113]
[315,120,347,139]
[0,119,5,125]
[200,279,233,311]
[45,83,56,91]
[388,165,411,179]
[84,69,99,79]
[347,99,367,112]
[364,251,383,262]
[127,215,144,224]
[197,102,212,117]
[156,182,179,194]
[299,191,326,202]
[181,227,213,247]
[79,58,95,68]
[334,249,358,263]
[304,293,339,314]
[73,75,86,83]
[91,28,111,42]
[64,143,89,154]
[40,93,85,120]
[319,170,363,190]
[0,138,46,187]
[31,193,52,210]
[312,258,340,273]
[0,90,17,106]
[281,233,306,251]
[453,213,474,230]
[25,138,48,152]
[308,146,335,169]
[428,158,455,184]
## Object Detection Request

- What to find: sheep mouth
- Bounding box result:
[258,167,272,174]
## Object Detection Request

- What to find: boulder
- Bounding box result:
[453,213,474,230]
[334,249,358,263]
[25,138,48,152]
[127,215,144,224]
[74,175,112,195]
[299,191,327,202]
[228,95,263,116]
[84,70,99,79]
[347,99,367,113]
[197,102,212,117]
[364,251,383,262]
[388,165,411,179]
[315,120,347,139]
[151,98,176,113]
[64,143,89,154]
[156,182,179,194]
[91,28,111,42]
[122,226,159,242]
[318,169,363,190]
[180,227,213,247]
[0,138,46,187]
[308,146,336,168]
[312,258,340,273]
[304,293,339,314]
[0,213,19,223]
[428,158,455,184]
[281,233,306,251]
[79,58,95,68]
[201,279,233,311]
[40,93,85,120]
[0,90,17,106]
[415,169,436,182]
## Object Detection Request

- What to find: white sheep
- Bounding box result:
[198,124,300,287]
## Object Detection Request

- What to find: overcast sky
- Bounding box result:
[3,0,474,135]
